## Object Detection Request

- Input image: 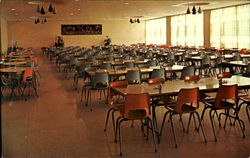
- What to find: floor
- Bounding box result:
[2,51,250,158]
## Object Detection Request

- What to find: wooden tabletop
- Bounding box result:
[0,67,26,73]
[112,76,250,97]
[86,65,184,77]
[1,61,28,66]
[222,61,249,67]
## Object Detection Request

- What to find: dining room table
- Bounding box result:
[111,75,250,98]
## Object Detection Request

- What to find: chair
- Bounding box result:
[105,56,114,61]
[199,56,212,77]
[80,66,97,103]
[86,72,109,111]
[212,56,225,76]
[124,62,135,68]
[243,63,250,77]
[104,81,128,133]
[73,63,91,89]
[180,66,195,80]
[160,87,207,147]
[115,93,157,155]
[150,68,165,80]
[21,68,38,97]
[147,60,158,67]
[99,63,112,69]
[202,84,245,141]
[125,70,141,84]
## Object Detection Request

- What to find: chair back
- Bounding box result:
[175,88,199,113]
[180,66,195,80]
[148,78,165,84]
[232,55,241,61]
[105,56,114,61]
[148,60,158,67]
[100,63,112,69]
[201,56,211,67]
[123,93,150,119]
[109,81,128,101]
[126,70,141,84]
[214,85,238,108]
[22,68,33,82]
[151,68,165,80]
[92,72,109,89]
[245,63,250,77]
[124,62,135,68]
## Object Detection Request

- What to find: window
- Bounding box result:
[210,4,250,49]
[146,18,166,45]
[171,13,204,47]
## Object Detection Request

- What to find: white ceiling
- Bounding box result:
[0,0,249,22]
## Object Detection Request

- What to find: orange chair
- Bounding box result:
[104,81,128,133]
[115,93,157,155]
[217,72,232,79]
[160,87,207,147]
[200,73,232,122]
[203,84,245,141]
[21,68,38,97]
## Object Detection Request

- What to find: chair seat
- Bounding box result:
[206,100,235,109]
[166,104,197,113]
[155,96,176,106]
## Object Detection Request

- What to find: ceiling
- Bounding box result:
[0,0,249,22]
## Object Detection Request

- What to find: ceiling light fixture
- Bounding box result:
[36,3,56,15]
[130,18,140,24]
[34,18,47,24]
[186,5,202,15]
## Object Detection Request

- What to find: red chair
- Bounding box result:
[217,72,232,79]
[115,93,157,155]
[160,87,206,147]
[104,81,128,133]
[203,84,245,141]
[21,68,38,97]
[148,78,165,84]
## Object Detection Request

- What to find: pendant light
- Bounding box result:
[192,6,196,14]
[48,4,53,12]
[198,6,202,14]
[40,6,45,15]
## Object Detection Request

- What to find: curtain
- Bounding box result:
[171,13,203,47]
[210,4,250,49]
[146,18,167,45]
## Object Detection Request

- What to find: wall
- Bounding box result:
[0,17,8,53]
[7,19,145,50]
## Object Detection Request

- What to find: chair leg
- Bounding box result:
[160,111,170,136]
[246,104,250,123]
[148,118,157,152]
[232,107,245,138]
[192,112,198,131]
[170,113,178,148]
[104,108,114,132]
[179,114,185,132]
[186,113,192,133]
[209,109,217,142]
[194,111,207,143]
[80,85,84,102]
